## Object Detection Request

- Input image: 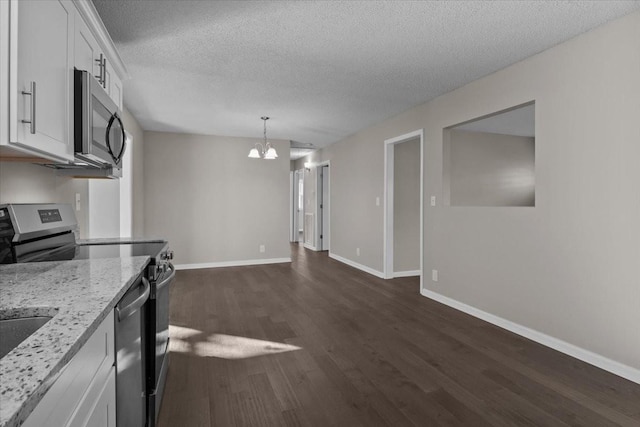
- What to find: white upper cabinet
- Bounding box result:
[0,0,127,163]
[74,10,123,110]
[4,0,75,162]
[107,61,123,111]
[74,13,102,85]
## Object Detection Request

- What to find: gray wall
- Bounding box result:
[444,130,535,206]
[297,12,640,371]
[393,138,420,273]
[143,131,291,266]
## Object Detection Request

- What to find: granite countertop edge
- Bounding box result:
[0,256,151,427]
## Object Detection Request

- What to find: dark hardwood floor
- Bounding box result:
[158,244,640,427]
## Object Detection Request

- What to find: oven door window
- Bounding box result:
[92,98,125,165]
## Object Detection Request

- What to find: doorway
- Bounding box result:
[318,164,330,251]
[383,130,424,287]
[291,169,304,243]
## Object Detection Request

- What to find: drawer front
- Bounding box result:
[23,311,114,427]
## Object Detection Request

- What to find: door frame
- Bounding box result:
[383,129,424,288]
[315,160,330,251]
[290,171,295,242]
[290,169,304,242]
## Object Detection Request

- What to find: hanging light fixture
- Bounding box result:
[248,116,278,160]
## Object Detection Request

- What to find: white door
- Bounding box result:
[297,170,304,241]
[320,165,329,251]
[290,171,297,242]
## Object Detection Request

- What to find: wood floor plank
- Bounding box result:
[159,245,640,427]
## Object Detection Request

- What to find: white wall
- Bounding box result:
[123,109,145,238]
[0,162,60,203]
[119,109,145,237]
[296,12,640,375]
[0,108,145,239]
[143,131,291,267]
[87,179,120,238]
[393,138,420,273]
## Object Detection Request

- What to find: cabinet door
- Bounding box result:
[73,368,116,427]
[9,0,74,162]
[74,13,102,85]
[106,60,123,110]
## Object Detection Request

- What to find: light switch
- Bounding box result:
[430,196,436,206]
[75,193,81,211]
[376,197,380,206]
[432,269,438,282]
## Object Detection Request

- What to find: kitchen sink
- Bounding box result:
[0,316,53,359]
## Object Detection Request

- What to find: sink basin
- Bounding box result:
[0,316,53,359]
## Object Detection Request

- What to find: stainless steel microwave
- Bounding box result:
[74,69,126,169]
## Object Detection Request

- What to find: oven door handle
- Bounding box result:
[116,278,150,321]
[156,263,176,292]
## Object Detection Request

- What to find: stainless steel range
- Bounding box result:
[0,203,174,427]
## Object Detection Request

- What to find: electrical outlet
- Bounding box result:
[259,244,265,253]
[432,269,438,282]
[356,247,360,256]
[75,193,81,211]
[430,196,436,206]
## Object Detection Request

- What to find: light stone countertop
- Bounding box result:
[0,256,150,427]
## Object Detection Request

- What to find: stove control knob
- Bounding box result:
[163,250,174,261]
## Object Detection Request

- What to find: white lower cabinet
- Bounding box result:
[23,311,116,427]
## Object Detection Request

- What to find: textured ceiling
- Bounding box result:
[92,1,640,148]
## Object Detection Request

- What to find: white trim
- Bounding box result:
[289,171,294,242]
[383,129,424,290]
[0,0,8,146]
[303,243,319,251]
[175,257,291,270]
[393,270,421,278]
[420,288,640,384]
[329,252,385,279]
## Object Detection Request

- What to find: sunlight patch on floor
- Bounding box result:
[169,325,301,359]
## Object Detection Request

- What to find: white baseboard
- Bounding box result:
[393,270,421,278]
[420,288,640,384]
[174,257,291,270]
[303,243,319,251]
[329,252,385,279]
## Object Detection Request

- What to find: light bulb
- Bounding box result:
[264,147,278,159]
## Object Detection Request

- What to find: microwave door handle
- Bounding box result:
[106,112,126,164]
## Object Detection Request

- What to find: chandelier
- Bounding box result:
[248,116,278,159]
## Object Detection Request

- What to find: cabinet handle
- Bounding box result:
[21,81,36,134]
[102,57,107,89]
[95,53,104,86]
